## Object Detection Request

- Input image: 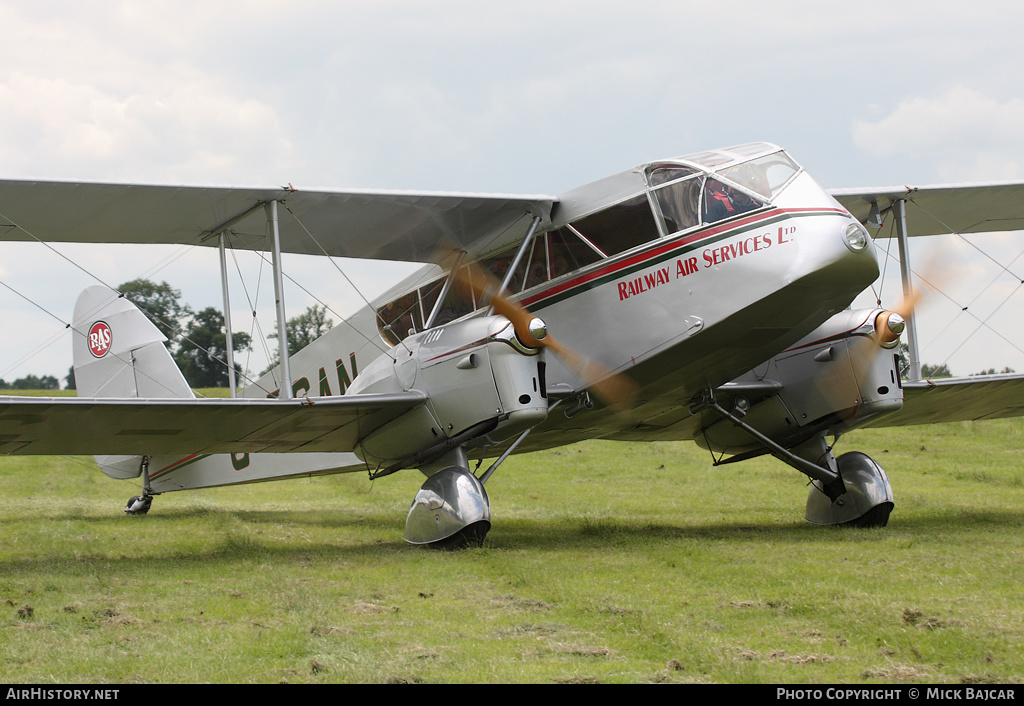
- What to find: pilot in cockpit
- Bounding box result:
[704,179,737,223]
[704,174,763,223]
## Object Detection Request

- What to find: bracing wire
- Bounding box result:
[872,197,1024,374]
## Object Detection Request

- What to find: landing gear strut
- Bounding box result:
[702,393,894,527]
[125,456,156,516]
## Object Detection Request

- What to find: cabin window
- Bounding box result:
[376,290,422,346]
[480,246,522,294]
[548,227,603,279]
[418,277,446,325]
[377,271,470,345]
[375,226,608,347]
[431,265,476,327]
[569,194,661,257]
[652,176,702,235]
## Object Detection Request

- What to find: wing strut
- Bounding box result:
[198,196,290,396]
[495,215,542,299]
[218,233,237,397]
[894,199,923,381]
[267,200,292,398]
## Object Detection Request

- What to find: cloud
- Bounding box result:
[852,87,1024,181]
[0,6,297,184]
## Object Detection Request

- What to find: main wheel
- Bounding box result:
[805,452,894,526]
[405,467,491,548]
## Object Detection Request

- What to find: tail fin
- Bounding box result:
[73,285,193,478]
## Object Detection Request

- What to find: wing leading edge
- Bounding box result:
[0,179,556,264]
[831,181,1024,237]
[0,391,427,456]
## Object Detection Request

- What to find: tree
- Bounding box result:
[2,374,60,390]
[921,362,953,378]
[265,304,334,372]
[972,366,1015,376]
[117,279,192,349]
[173,307,252,388]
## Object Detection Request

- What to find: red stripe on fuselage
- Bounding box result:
[520,207,846,310]
[151,454,202,479]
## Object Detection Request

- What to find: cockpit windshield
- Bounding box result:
[713,151,800,201]
[649,146,802,230]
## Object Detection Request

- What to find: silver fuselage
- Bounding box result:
[237,146,878,462]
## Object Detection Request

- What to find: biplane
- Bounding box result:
[1,142,1022,548]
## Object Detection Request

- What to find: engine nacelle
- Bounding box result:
[349,315,549,471]
[698,308,905,456]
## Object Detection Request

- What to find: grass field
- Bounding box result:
[1,403,1022,684]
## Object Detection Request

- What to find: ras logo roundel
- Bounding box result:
[88,321,112,358]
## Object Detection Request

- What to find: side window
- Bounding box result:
[570,194,661,257]
[376,291,422,346]
[653,176,702,235]
[703,178,764,224]
[548,227,602,279]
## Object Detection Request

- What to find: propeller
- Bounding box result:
[452,259,636,412]
[871,287,923,350]
[841,284,929,406]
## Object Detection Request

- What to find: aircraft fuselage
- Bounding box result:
[224,143,879,481]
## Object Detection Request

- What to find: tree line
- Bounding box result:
[11,279,334,391]
[895,344,1014,379]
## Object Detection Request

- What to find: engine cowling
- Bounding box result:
[349,315,549,471]
[697,308,905,456]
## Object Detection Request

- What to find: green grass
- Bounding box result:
[1,406,1023,683]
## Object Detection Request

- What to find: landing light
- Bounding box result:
[843,222,869,252]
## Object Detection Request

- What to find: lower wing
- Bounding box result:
[866,373,1024,427]
[0,392,427,455]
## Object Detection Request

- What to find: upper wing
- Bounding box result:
[831,181,1024,237]
[0,179,556,264]
[0,391,427,455]
[866,374,1024,427]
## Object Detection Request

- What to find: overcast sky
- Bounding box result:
[1,1,1024,382]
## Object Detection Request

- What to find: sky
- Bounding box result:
[1,0,1024,383]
